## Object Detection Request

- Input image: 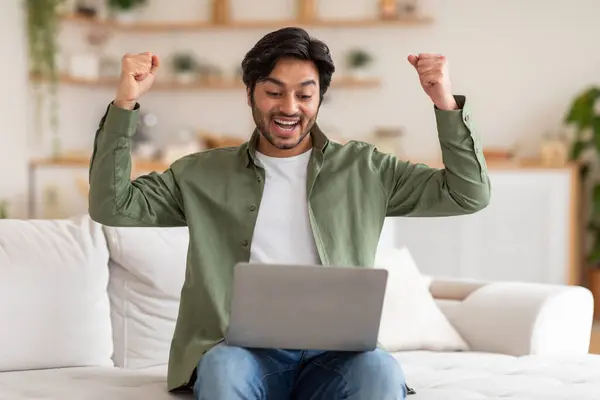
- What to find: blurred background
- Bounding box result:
[2,0,600,326]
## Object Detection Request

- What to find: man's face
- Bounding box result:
[248,57,320,156]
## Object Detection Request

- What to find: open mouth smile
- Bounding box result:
[271,118,300,136]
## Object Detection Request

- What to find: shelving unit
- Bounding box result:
[44,1,432,92]
[61,13,434,32]
[27,1,435,217]
[32,73,381,91]
[46,1,433,92]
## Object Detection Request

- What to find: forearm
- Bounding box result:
[88,102,135,225]
[434,95,490,212]
[88,103,186,227]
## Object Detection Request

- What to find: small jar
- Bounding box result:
[379,0,398,20]
[373,127,405,157]
[539,134,568,167]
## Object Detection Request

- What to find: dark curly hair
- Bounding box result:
[241,27,335,103]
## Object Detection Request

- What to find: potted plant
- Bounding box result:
[24,0,64,157]
[564,86,600,319]
[170,52,199,85]
[0,200,8,219]
[74,0,100,18]
[346,48,374,80]
[106,0,148,23]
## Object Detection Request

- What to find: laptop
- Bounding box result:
[224,262,389,352]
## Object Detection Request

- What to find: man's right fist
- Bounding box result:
[113,52,160,110]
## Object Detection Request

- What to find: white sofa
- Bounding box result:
[0,215,599,399]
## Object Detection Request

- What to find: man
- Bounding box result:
[89,27,490,400]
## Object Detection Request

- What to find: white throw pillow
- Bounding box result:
[0,215,113,371]
[375,247,469,352]
[104,225,189,369]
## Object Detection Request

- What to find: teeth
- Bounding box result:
[274,119,298,126]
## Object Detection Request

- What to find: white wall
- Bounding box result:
[1,0,600,218]
[0,1,30,218]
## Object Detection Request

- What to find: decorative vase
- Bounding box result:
[349,66,373,80]
[174,71,197,85]
[298,0,317,22]
[212,0,230,24]
[113,10,139,24]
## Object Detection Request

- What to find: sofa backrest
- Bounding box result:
[100,218,474,366]
[0,216,114,372]
[0,215,472,372]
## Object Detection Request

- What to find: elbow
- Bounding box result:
[88,197,125,227]
[88,204,117,227]
[467,193,490,214]
[464,180,492,214]
[452,179,491,215]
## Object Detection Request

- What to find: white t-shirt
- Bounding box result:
[249,149,321,266]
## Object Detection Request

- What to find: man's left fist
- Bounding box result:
[408,53,458,111]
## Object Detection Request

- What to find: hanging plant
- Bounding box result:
[24,0,65,157]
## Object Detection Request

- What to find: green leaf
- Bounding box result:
[565,87,600,129]
[593,116,600,153]
[570,140,591,160]
[593,184,600,216]
[580,162,591,182]
[589,234,600,265]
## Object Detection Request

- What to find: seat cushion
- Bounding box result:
[0,365,188,400]
[395,351,600,399]
[1,352,598,399]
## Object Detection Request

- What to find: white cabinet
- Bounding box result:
[382,166,579,285]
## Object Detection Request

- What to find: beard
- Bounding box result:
[251,101,316,150]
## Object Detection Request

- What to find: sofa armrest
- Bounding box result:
[434,280,594,356]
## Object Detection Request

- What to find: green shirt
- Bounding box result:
[88,95,490,391]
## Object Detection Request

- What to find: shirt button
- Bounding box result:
[464,113,471,123]
[249,205,256,211]
[242,240,249,247]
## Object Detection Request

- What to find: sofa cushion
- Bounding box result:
[104,225,188,369]
[1,352,598,399]
[375,247,469,352]
[394,351,600,399]
[0,215,113,371]
[0,365,181,400]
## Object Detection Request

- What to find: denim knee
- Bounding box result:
[347,349,407,399]
[193,345,263,400]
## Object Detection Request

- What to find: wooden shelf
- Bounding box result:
[30,73,382,91]
[29,155,578,173]
[415,158,578,171]
[61,13,434,32]
[29,155,168,172]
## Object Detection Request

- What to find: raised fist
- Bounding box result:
[408,53,457,111]
[113,52,160,110]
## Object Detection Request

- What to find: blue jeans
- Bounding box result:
[193,343,406,399]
